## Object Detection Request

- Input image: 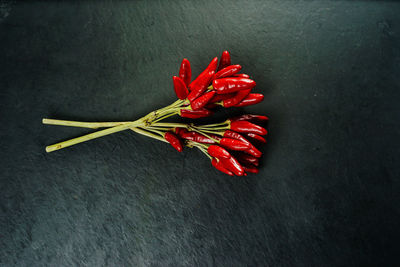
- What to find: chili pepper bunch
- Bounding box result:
[43,51,268,176]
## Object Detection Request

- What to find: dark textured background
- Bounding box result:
[1,1,399,266]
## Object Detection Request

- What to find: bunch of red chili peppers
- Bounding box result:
[43,51,268,176]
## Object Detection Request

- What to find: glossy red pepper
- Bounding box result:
[246,146,262,158]
[218,50,231,71]
[187,71,214,102]
[235,93,264,107]
[179,108,213,118]
[223,130,249,143]
[230,114,269,122]
[208,145,231,159]
[172,76,189,100]
[236,153,259,166]
[211,158,234,176]
[190,90,216,110]
[189,57,217,91]
[223,130,262,158]
[212,78,256,94]
[219,138,250,151]
[164,132,183,152]
[246,133,267,143]
[230,121,267,136]
[220,157,244,176]
[222,89,251,108]
[205,57,219,73]
[214,65,242,80]
[179,58,191,87]
[243,164,259,174]
[178,129,216,144]
[233,73,250,78]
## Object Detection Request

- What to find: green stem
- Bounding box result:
[131,127,167,143]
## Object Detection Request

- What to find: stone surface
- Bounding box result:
[0,1,399,266]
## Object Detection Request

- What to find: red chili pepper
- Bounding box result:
[212,78,256,94]
[223,130,262,158]
[179,58,191,87]
[246,133,267,143]
[246,146,262,158]
[208,145,231,159]
[230,121,267,136]
[209,92,236,103]
[190,90,216,110]
[218,50,231,71]
[220,157,244,176]
[236,153,259,166]
[235,93,264,107]
[233,73,250,78]
[223,130,250,144]
[230,114,269,122]
[219,138,250,151]
[222,89,251,108]
[164,132,183,152]
[205,57,219,73]
[214,65,242,80]
[172,76,189,100]
[189,57,218,92]
[179,108,213,118]
[178,129,216,144]
[243,164,259,174]
[211,158,234,176]
[187,71,214,102]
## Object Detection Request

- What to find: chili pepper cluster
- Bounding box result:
[173,51,264,119]
[161,51,268,176]
[43,51,268,176]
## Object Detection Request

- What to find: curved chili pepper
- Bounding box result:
[219,138,250,151]
[189,57,217,91]
[179,108,213,118]
[243,164,259,174]
[211,158,234,176]
[205,57,219,73]
[223,130,250,144]
[214,65,242,80]
[235,93,264,107]
[187,71,214,102]
[218,50,231,71]
[179,58,191,87]
[233,73,250,78]
[164,132,183,152]
[223,130,262,158]
[236,153,259,167]
[172,76,189,100]
[230,121,267,136]
[222,89,251,108]
[246,133,267,143]
[190,90,216,110]
[246,146,262,158]
[212,77,256,94]
[220,157,244,176]
[230,114,269,122]
[208,145,231,159]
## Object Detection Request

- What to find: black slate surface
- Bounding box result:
[1,1,399,266]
